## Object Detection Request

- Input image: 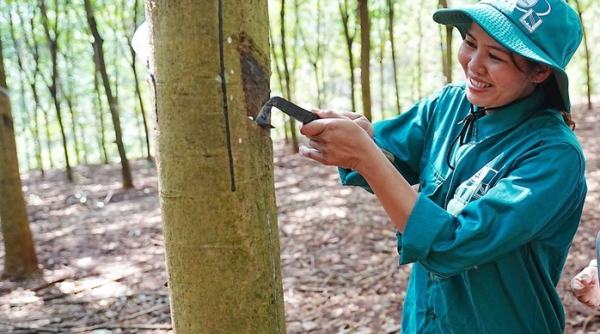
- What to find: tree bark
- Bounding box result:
[0,35,41,281]
[146,0,286,332]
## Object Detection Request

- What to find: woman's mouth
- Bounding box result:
[469,77,492,89]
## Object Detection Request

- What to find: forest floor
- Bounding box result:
[1,103,600,333]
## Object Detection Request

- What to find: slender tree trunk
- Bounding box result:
[572,0,592,109]
[16,9,45,176]
[387,0,401,115]
[416,1,425,99]
[62,5,81,166]
[0,36,40,281]
[358,0,372,120]
[42,107,54,168]
[64,94,81,165]
[146,0,286,332]
[84,0,134,189]
[127,0,153,163]
[438,0,453,84]
[8,16,34,171]
[94,72,109,165]
[39,0,73,182]
[131,59,153,162]
[279,0,299,153]
[268,28,290,145]
[339,0,357,112]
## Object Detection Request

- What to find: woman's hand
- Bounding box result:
[312,109,374,138]
[299,109,378,172]
[299,108,417,233]
[570,259,600,308]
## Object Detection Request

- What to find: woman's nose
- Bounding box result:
[468,51,486,75]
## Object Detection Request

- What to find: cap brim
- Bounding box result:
[433,5,571,111]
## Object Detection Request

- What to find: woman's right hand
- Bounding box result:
[570,259,600,308]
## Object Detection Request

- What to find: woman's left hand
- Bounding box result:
[299,109,378,172]
[570,260,600,308]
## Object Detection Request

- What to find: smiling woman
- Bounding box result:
[458,24,552,111]
[296,0,587,333]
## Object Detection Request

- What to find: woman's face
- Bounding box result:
[458,23,551,110]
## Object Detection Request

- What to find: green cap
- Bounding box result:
[433,0,583,112]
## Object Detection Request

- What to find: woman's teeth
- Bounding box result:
[471,78,491,88]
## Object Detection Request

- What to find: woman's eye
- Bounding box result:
[465,40,476,48]
[489,53,505,62]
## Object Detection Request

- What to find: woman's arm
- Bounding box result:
[299,110,417,233]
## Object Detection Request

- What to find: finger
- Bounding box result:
[299,119,327,137]
[578,273,593,285]
[571,278,586,291]
[311,109,347,119]
[299,146,325,163]
[573,288,592,298]
[308,139,322,151]
[335,110,362,120]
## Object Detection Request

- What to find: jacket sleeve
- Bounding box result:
[338,89,442,190]
[399,141,586,277]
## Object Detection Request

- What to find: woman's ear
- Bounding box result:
[532,65,553,83]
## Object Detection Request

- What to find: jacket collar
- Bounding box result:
[473,87,546,140]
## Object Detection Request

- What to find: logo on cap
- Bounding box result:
[517,0,538,7]
[515,0,552,33]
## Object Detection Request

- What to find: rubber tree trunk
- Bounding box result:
[145,0,286,333]
[0,35,40,281]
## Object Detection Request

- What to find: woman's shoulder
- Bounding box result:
[521,108,584,159]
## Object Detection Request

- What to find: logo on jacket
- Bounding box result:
[446,155,504,217]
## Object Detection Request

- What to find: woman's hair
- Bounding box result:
[513,54,576,130]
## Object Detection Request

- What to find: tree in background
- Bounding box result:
[387,0,401,115]
[358,0,372,120]
[0,35,40,281]
[339,0,358,113]
[39,0,73,182]
[571,0,593,109]
[84,0,134,189]
[277,0,300,153]
[146,0,286,332]
[438,0,454,84]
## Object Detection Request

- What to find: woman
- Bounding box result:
[300,0,586,332]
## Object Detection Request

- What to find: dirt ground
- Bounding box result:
[1,103,600,333]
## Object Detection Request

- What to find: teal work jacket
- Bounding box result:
[339,83,587,333]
